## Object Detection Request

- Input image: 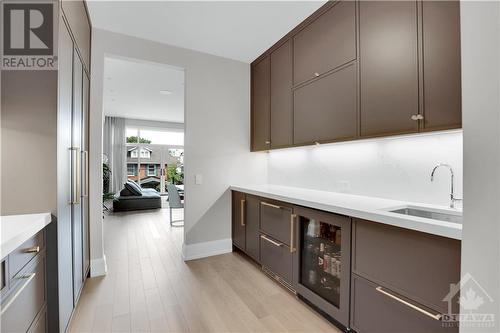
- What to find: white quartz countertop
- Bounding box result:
[230,184,462,240]
[1,213,52,259]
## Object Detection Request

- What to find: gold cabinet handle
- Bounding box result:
[260,234,282,247]
[265,141,271,145]
[240,199,245,226]
[290,214,297,253]
[375,286,442,321]
[261,201,281,210]
[411,114,424,121]
[24,246,40,253]
[0,273,36,315]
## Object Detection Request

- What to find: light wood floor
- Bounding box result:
[68,208,341,333]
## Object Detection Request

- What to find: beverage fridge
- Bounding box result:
[292,206,351,328]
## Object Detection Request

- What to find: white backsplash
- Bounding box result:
[267,131,463,207]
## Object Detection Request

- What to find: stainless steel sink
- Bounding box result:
[389,206,462,224]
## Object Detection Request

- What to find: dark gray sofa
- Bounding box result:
[113,181,161,212]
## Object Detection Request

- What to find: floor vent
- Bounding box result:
[261,266,296,294]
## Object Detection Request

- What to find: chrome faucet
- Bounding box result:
[430,163,462,209]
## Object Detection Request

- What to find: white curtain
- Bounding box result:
[103,116,126,193]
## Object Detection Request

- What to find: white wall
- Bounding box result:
[268,131,462,206]
[89,29,267,272]
[460,2,500,331]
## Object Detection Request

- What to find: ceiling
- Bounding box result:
[103,57,185,123]
[86,1,327,63]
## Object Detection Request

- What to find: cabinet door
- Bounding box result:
[293,63,357,145]
[270,40,293,149]
[251,56,271,151]
[61,0,91,72]
[82,71,90,277]
[245,196,260,262]
[421,0,461,131]
[232,191,246,250]
[55,20,75,332]
[359,1,419,137]
[72,50,84,305]
[293,1,356,85]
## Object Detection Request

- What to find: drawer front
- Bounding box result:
[260,234,292,284]
[260,200,292,245]
[9,231,44,280]
[352,219,461,313]
[293,1,356,85]
[1,255,46,333]
[351,274,457,333]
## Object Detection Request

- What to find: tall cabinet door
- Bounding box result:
[232,191,246,250]
[54,20,75,333]
[251,56,271,151]
[359,1,419,137]
[270,40,293,149]
[421,0,461,131]
[82,71,90,277]
[71,49,84,305]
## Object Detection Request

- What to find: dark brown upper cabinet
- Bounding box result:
[294,63,357,145]
[421,0,461,131]
[250,0,462,152]
[270,40,293,149]
[359,1,420,138]
[251,56,271,151]
[293,1,356,86]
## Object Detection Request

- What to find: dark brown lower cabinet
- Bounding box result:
[232,192,461,332]
[260,234,293,285]
[245,196,261,262]
[351,275,457,333]
[293,206,351,328]
[232,191,246,251]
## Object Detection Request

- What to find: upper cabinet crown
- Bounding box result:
[251,0,461,152]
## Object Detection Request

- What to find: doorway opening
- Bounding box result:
[102,55,185,229]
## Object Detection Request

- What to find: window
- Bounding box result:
[147,164,156,176]
[127,164,137,176]
[140,149,151,158]
[131,149,138,158]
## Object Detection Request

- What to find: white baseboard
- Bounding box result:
[90,255,107,277]
[182,238,232,261]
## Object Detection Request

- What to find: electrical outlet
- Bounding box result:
[195,174,203,185]
[338,180,351,193]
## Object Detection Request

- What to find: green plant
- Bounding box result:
[126,136,151,144]
[167,164,184,185]
[103,162,111,193]
[103,192,115,201]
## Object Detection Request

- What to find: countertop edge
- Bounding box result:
[1,213,52,260]
[230,185,462,240]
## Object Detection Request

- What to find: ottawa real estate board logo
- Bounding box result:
[1,0,57,70]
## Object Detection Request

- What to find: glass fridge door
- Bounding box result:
[300,216,343,308]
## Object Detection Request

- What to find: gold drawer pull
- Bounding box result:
[375,286,442,321]
[0,273,36,315]
[261,201,281,210]
[24,246,40,254]
[260,235,283,247]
